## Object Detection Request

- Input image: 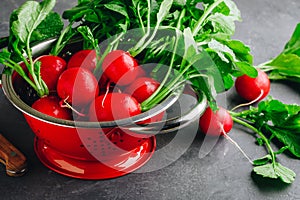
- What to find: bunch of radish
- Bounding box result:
[30,49,161,123]
[197,69,271,165]
[199,69,270,137]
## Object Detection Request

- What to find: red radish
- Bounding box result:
[32,95,72,120]
[125,77,160,103]
[199,106,233,136]
[124,77,164,124]
[102,50,139,86]
[33,55,67,91]
[57,67,99,107]
[235,69,270,102]
[199,106,253,164]
[89,93,141,122]
[67,49,97,72]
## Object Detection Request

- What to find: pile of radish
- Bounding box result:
[30,49,161,123]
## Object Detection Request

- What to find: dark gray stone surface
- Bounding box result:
[0,0,300,199]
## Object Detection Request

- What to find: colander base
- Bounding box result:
[34,136,156,180]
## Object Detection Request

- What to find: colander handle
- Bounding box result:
[0,134,27,176]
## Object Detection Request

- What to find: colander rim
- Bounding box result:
[1,38,184,129]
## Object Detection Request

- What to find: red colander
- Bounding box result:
[1,39,207,179]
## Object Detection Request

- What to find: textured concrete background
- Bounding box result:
[0,0,300,199]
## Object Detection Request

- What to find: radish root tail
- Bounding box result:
[231,89,264,111]
[223,133,253,165]
[60,96,86,117]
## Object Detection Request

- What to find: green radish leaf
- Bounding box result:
[222,73,234,89]
[213,0,241,20]
[104,3,128,18]
[173,0,186,6]
[62,5,91,22]
[207,13,236,36]
[274,146,289,155]
[207,39,236,63]
[266,124,300,158]
[283,23,300,55]
[31,12,64,43]
[224,40,253,64]
[267,72,300,83]
[253,155,272,166]
[0,50,11,60]
[253,164,277,179]
[268,54,300,79]
[62,0,103,23]
[274,163,296,184]
[11,0,56,44]
[9,37,24,62]
[223,0,241,21]
[253,163,296,184]
[258,99,292,125]
[157,0,173,23]
[259,23,300,83]
[240,99,300,158]
[235,62,258,78]
[286,104,300,116]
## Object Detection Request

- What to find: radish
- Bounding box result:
[88,93,151,139]
[89,92,141,122]
[124,77,165,124]
[199,106,253,163]
[57,67,99,107]
[199,106,233,136]
[33,55,67,91]
[32,95,72,120]
[235,69,270,102]
[102,50,139,86]
[67,49,97,72]
[124,77,160,103]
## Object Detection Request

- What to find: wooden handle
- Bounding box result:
[0,134,27,176]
